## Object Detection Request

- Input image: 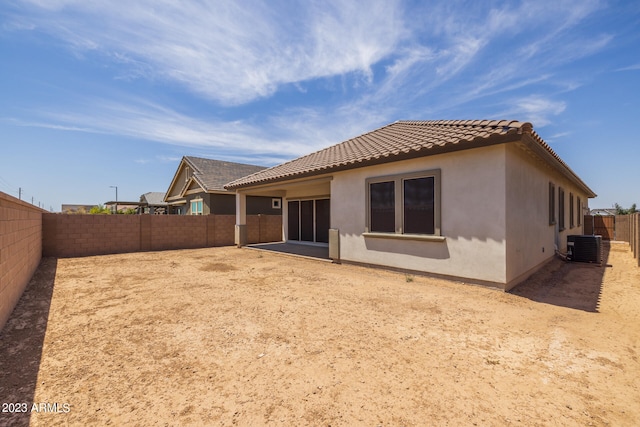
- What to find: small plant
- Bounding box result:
[405,274,414,283]
[89,205,112,214]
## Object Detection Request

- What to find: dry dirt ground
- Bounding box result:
[1,242,639,426]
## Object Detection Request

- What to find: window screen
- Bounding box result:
[403,176,435,234]
[370,181,395,232]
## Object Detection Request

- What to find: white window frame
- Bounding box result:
[364,168,443,242]
[190,198,203,215]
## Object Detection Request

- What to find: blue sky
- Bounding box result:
[1,0,638,211]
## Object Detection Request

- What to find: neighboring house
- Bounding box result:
[61,204,97,213]
[104,201,140,213]
[164,156,282,216]
[589,208,616,216]
[138,192,168,214]
[226,120,596,291]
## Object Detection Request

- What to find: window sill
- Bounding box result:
[363,232,446,242]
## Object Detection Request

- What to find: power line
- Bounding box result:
[0,177,50,210]
[0,174,16,194]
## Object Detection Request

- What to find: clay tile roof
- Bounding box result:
[225,120,591,195]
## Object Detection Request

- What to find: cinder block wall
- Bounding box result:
[43,214,141,257]
[615,215,630,242]
[148,215,208,250]
[259,214,283,243]
[42,213,281,257]
[211,215,235,246]
[630,213,637,264]
[0,192,44,331]
[247,215,283,244]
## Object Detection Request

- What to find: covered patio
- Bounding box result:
[247,241,330,261]
[230,176,334,257]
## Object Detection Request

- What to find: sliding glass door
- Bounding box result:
[287,199,330,244]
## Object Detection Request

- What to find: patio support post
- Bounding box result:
[235,191,247,247]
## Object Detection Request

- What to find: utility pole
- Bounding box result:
[110,185,118,213]
[18,187,22,200]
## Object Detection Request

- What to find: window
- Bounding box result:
[366,169,441,236]
[190,199,203,215]
[558,187,565,230]
[549,183,556,225]
[404,177,435,234]
[577,197,582,226]
[370,181,395,232]
[570,192,574,228]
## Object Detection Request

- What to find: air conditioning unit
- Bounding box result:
[567,235,602,264]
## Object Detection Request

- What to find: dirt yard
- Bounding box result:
[1,242,639,426]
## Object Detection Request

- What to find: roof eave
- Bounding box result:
[521,133,596,198]
[179,176,207,197]
[163,156,189,202]
[226,131,521,190]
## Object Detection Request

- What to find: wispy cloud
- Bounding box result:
[355,0,607,119]
[6,93,388,165]
[616,63,640,72]
[3,0,613,152]
[499,95,567,127]
[11,0,405,105]
[549,131,572,140]
[134,155,181,165]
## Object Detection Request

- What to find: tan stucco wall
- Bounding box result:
[501,144,590,289]
[238,141,592,289]
[330,145,508,285]
[504,144,555,288]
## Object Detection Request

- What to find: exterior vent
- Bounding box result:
[567,235,602,264]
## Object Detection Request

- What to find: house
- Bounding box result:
[164,156,282,216]
[138,192,168,214]
[589,208,616,216]
[226,120,596,291]
[104,201,140,214]
[61,204,98,214]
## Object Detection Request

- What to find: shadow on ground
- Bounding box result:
[0,258,58,427]
[247,242,330,260]
[510,243,610,312]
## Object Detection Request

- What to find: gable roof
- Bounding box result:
[589,208,616,216]
[225,120,595,197]
[165,156,267,201]
[183,156,266,192]
[140,192,168,205]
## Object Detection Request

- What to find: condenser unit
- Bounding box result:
[567,235,602,264]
